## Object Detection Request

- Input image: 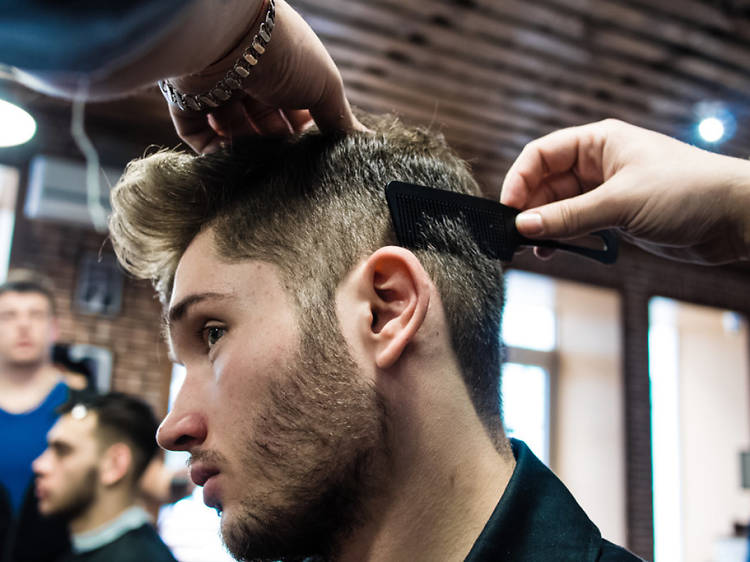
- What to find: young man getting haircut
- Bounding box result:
[109,115,641,561]
[33,392,176,562]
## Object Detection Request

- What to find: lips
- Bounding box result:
[189,461,223,511]
[189,464,220,487]
[34,482,48,501]
[202,475,222,513]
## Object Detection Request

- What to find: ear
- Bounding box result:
[99,443,133,487]
[357,246,431,369]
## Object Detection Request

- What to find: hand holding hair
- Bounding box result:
[163,0,364,153]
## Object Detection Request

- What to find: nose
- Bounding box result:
[32,449,49,476]
[156,372,209,452]
[157,410,208,451]
[16,313,31,330]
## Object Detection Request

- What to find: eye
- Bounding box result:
[202,325,226,350]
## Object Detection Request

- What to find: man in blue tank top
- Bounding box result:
[0,270,77,562]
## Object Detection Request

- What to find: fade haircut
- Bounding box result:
[1,269,57,316]
[109,114,506,443]
[60,392,159,483]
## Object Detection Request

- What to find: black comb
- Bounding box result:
[385,181,618,264]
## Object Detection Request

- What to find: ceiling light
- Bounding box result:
[0,99,36,147]
[693,101,735,146]
[698,116,725,143]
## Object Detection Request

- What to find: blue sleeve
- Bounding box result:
[0,0,191,73]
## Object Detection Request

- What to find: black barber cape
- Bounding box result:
[60,524,176,562]
[465,439,644,562]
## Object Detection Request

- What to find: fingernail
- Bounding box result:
[516,212,544,235]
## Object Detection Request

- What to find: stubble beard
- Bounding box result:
[47,466,99,523]
[222,306,390,562]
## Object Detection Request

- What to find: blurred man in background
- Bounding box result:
[33,392,176,562]
[0,271,78,562]
[0,271,188,562]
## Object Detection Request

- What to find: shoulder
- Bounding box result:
[88,525,176,562]
[598,539,645,561]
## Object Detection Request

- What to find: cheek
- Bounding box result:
[212,332,297,415]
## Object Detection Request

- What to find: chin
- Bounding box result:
[37,499,56,517]
[37,503,51,516]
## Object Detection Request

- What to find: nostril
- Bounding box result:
[174,434,193,447]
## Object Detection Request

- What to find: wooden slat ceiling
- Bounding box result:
[293,0,750,197]
[3,0,750,200]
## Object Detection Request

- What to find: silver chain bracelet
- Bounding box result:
[158,0,275,112]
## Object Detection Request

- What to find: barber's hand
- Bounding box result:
[168,0,363,153]
[500,119,750,264]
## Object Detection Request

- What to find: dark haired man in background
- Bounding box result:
[33,392,176,562]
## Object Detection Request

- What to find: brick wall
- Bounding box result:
[1,103,180,418]
[9,184,171,418]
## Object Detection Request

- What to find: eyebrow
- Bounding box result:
[166,292,231,328]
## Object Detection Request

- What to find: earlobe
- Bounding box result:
[364,247,431,369]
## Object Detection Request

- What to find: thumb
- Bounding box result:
[307,79,369,133]
[515,181,622,239]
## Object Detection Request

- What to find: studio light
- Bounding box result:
[698,116,725,143]
[0,98,36,147]
[693,101,735,146]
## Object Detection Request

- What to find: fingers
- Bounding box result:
[515,176,624,240]
[533,247,556,260]
[171,99,305,154]
[242,98,295,135]
[500,121,609,208]
[207,101,255,138]
[170,101,255,154]
[501,127,584,207]
[284,109,314,133]
[308,84,366,133]
[169,106,220,153]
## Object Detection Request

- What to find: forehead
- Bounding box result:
[0,291,52,312]
[48,412,98,445]
[171,228,289,308]
[172,229,239,303]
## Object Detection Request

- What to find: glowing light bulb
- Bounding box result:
[0,99,36,147]
[698,117,725,143]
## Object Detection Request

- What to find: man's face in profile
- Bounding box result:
[33,413,99,520]
[161,228,388,560]
[0,291,56,367]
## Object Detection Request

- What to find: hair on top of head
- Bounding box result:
[109,113,507,446]
[0,269,57,315]
[59,392,160,482]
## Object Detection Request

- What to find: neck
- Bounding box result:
[336,367,515,562]
[70,487,138,535]
[0,360,61,413]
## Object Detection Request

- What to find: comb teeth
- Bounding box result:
[386,181,519,261]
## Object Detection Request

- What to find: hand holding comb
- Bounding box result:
[385,181,618,264]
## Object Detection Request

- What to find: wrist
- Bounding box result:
[161,0,275,110]
[200,0,271,76]
[722,155,750,261]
